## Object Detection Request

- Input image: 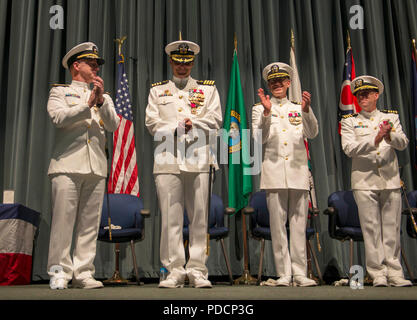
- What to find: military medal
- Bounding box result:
[354,121,368,129]
[189,88,205,114]
[288,111,302,125]
[380,119,395,132]
[65,93,81,98]
[158,89,173,97]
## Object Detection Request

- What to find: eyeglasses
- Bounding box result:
[172,61,193,67]
[356,90,377,98]
[268,78,289,86]
[77,59,99,69]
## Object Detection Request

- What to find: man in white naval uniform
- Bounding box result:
[47,42,120,289]
[341,75,412,287]
[252,63,319,287]
[145,40,222,288]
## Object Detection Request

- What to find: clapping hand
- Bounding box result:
[258,88,271,116]
[301,91,311,113]
[375,121,392,145]
[88,76,105,108]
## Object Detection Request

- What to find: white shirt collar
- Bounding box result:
[360,108,379,119]
[272,96,288,104]
[71,80,90,89]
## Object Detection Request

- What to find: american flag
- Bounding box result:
[107,54,140,196]
[339,46,360,124]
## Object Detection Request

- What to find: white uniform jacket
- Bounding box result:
[252,97,318,190]
[145,77,222,174]
[47,80,120,178]
[341,109,408,190]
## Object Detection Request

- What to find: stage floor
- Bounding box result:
[1,282,416,300]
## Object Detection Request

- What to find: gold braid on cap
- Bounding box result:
[352,84,379,94]
[267,65,289,80]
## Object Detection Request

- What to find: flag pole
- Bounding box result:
[347,30,351,50]
[232,34,256,285]
[291,28,295,50]
[103,36,129,285]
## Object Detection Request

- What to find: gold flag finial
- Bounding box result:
[179,31,182,41]
[412,39,417,61]
[234,32,237,53]
[347,30,351,49]
[291,29,295,49]
[114,36,127,56]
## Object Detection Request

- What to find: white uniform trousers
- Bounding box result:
[47,173,105,281]
[266,189,309,277]
[155,172,210,279]
[353,189,404,279]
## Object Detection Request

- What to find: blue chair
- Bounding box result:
[183,194,235,285]
[324,191,362,278]
[325,190,414,282]
[404,191,417,239]
[401,191,417,281]
[98,193,149,285]
[248,191,322,284]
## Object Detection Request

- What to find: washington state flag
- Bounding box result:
[222,50,252,212]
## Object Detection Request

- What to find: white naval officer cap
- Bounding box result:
[351,75,384,95]
[165,40,200,64]
[262,62,293,82]
[62,42,105,69]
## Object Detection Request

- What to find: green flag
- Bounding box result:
[223,50,252,212]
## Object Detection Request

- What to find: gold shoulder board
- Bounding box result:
[51,84,69,87]
[342,113,358,119]
[197,80,215,86]
[151,80,169,87]
[381,109,398,114]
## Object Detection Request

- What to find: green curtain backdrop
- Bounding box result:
[1,0,417,281]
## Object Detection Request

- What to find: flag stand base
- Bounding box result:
[234,270,257,285]
[103,243,129,285]
[103,270,129,285]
